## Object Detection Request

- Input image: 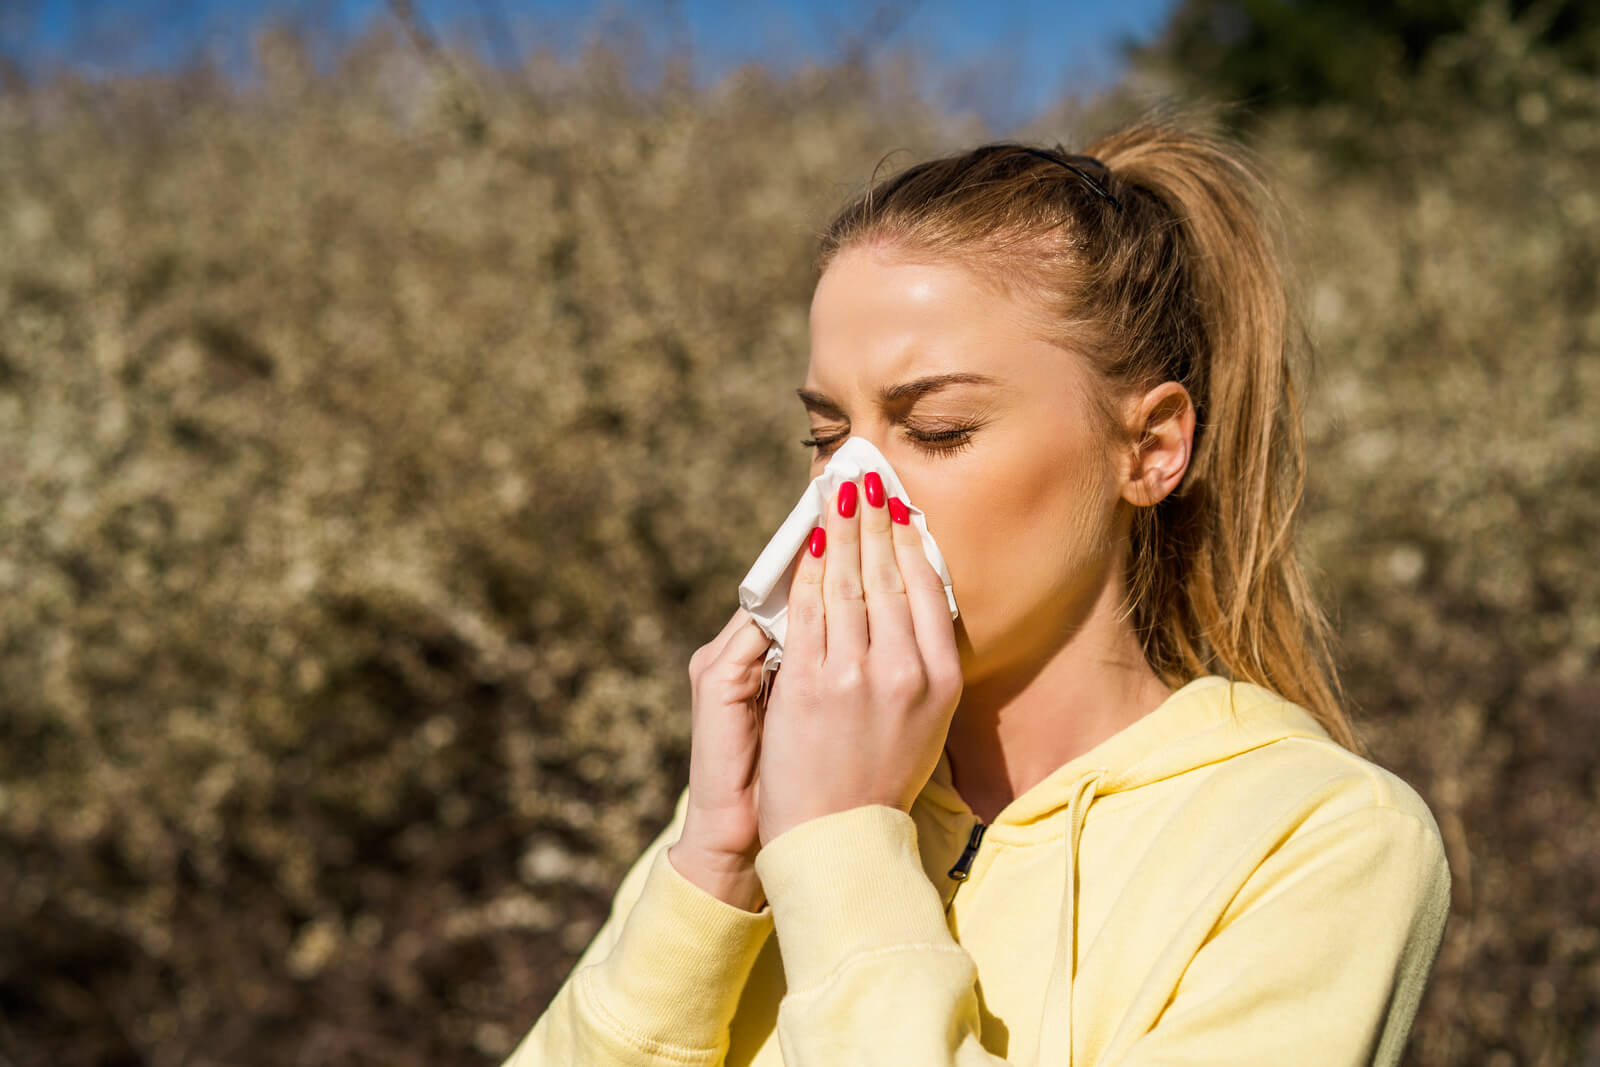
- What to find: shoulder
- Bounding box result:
[1270,735,1438,826]
[1233,729,1440,832]
[1161,687,1453,943]
[1242,735,1450,906]
[1214,736,1453,951]
[1213,681,1440,825]
[1166,681,1448,882]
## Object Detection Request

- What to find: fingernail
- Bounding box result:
[888,497,910,525]
[837,480,858,518]
[863,471,885,508]
[808,526,827,557]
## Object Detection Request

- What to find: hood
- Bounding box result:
[917,674,1331,829]
[911,674,1334,1067]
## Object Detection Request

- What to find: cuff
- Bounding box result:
[754,805,953,993]
[585,845,774,1051]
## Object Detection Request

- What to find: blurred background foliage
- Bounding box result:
[1134,0,1600,119]
[0,1,1596,1064]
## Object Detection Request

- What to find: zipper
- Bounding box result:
[946,821,987,881]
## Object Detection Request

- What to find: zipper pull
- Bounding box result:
[947,822,987,881]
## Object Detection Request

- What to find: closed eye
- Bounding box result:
[801,424,981,460]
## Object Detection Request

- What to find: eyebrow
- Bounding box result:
[796,372,1000,415]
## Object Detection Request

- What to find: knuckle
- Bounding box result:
[828,659,867,694]
[706,661,749,690]
[688,644,714,680]
[882,660,929,701]
[775,662,817,700]
[790,670,823,700]
[864,562,905,594]
[927,660,964,702]
[826,574,865,601]
[791,600,824,630]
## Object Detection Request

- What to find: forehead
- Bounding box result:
[805,247,1072,394]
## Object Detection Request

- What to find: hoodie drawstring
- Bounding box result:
[1035,770,1106,1067]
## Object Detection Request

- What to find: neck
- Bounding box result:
[944,574,1171,824]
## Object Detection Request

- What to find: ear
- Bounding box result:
[1119,381,1195,508]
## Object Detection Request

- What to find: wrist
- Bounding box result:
[762,797,911,847]
[667,842,766,913]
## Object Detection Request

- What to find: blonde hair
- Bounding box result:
[818,111,1356,750]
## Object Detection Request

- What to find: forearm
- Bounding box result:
[755,805,1012,1066]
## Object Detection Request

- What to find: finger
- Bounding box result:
[859,472,916,654]
[704,607,760,663]
[783,524,827,670]
[692,613,772,713]
[822,478,868,661]
[889,498,960,666]
[713,612,776,671]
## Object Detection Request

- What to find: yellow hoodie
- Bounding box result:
[506,675,1451,1066]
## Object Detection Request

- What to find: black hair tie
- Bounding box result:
[1017,145,1123,212]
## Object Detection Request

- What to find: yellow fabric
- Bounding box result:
[504,676,1451,1066]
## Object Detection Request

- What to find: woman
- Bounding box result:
[505,115,1451,1065]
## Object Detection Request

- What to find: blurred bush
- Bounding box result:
[0,14,1594,1067]
[1134,0,1600,122]
[1259,26,1600,1062]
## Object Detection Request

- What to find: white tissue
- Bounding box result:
[737,437,959,670]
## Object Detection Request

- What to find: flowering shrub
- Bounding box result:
[0,22,1593,1066]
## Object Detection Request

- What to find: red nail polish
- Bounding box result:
[863,472,885,508]
[808,527,826,557]
[888,497,910,525]
[837,480,858,518]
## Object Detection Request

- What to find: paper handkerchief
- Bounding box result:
[737,437,959,670]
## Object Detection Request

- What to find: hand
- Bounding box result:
[757,473,963,845]
[668,608,772,911]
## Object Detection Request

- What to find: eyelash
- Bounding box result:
[800,427,978,460]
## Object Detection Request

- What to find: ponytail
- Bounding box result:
[819,109,1356,750]
[1086,117,1354,750]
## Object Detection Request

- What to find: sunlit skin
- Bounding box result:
[668,243,1197,910]
[795,245,1195,823]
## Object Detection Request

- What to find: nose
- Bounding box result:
[815,435,927,506]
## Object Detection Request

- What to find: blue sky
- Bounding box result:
[8,1,1180,127]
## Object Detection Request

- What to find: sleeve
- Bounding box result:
[1109,802,1452,1066]
[753,804,1012,1066]
[750,802,1451,1067]
[501,793,776,1067]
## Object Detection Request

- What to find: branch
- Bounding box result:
[387,0,489,142]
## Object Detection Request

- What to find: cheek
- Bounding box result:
[900,452,1038,587]
[909,437,1112,634]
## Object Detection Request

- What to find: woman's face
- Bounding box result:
[803,246,1129,685]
